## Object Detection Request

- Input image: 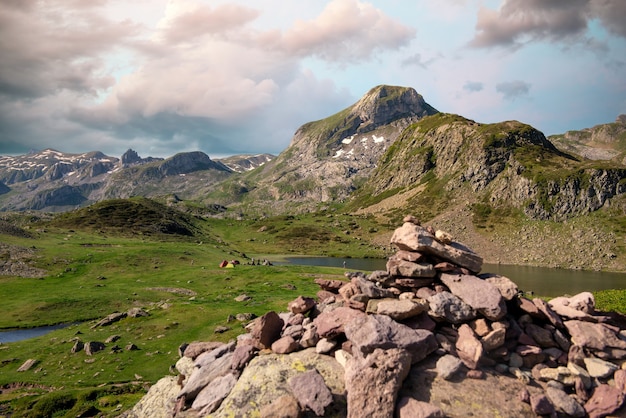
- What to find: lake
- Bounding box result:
[0,323,75,344]
[279,256,626,297]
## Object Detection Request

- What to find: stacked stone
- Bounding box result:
[129,215,626,418]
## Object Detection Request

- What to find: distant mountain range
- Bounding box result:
[1,85,625,222]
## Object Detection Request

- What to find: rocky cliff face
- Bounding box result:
[354,114,626,221]
[548,115,626,162]
[236,85,438,210]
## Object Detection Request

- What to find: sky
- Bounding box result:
[0,0,625,159]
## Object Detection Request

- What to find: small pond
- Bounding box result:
[0,323,75,344]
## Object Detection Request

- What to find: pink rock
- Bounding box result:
[386,256,436,278]
[339,282,360,301]
[314,278,347,292]
[288,369,333,416]
[533,298,564,329]
[271,336,300,354]
[313,306,366,339]
[395,250,424,262]
[455,324,483,369]
[440,273,506,320]
[530,393,555,416]
[584,384,625,418]
[251,311,284,349]
[396,396,445,418]
[288,296,316,314]
[565,320,626,353]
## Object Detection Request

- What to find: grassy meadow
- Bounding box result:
[0,198,624,417]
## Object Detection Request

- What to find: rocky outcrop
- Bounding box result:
[127,215,626,417]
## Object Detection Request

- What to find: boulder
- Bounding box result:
[124,376,179,417]
[345,348,412,418]
[390,222,483,272]
[272,336,300,354]
[313,306,366,339]
[191,372,237,415]
[212,348,345,418]
[565,320,626,354]
[376,298,428,320]
[288,369,333,416]
[427,291,476,323]
[386,256,436,278]
[482,274,519,301]
[288,296,316,314]
[345,314,437,364]
[396,396,445,418]
[455,324,483,370]
[439,273,506,320]
[251,311,284,349]
[584,384,625,418]
[545,383,585,417]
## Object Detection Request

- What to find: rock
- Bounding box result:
[288,296,316,314]
[313,306,366,339]
[315,338,337,354]
[175,356,194,380]
[314,278,347,292]
[390,222,483,272]
[545,384,585,417]
[124,376,179,417]
[334,349,352,368]
[213,348,344,418]
[533,298,564,329]
[282,324,304,340]
[376,298,428,320]
[183,341,225,359]
[529,393,555,416]
[439,273,506,320]
[105,334,121,343]
[455,324,483,369]
[288,369,333,416]
[272,336,300,354]
[91,311,127,328]
[231,344,258,371]
[434,229,453,244]
[191,372,237,415]
[584,384,625,418]
[127,307,149,318]
[85,341,106,356]
[345,314,437,364]
[259,394,301,418]
[338,282,359,301]
[345,348,412,418]
[538,366,577,385]
[177,342,235,403]
[386,256,436,278]
[565,320,626,354]
[299,323,319,348]
[396,396,445,418]
[615,369,626,393]
[234,293,251,302]
[427,291,476,323]
[525,323,556,348]
[394,250,424,262]
[481,327,506,352]
[71,340,84,353]
[125,343,139,351]
[251,311,284,349]
[549,296,596,321]
[482,274,519,301]
[583,357,618,379]
[17,359,38,372]
[436,354,463,380]
[567,362,592,389]
[351,276,396,298]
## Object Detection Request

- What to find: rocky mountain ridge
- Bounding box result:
[0,149,273,212]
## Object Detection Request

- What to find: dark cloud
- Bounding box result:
[463,81,484,92]
[470,0,590,49]
[496,80,531,101]
[590,0,626,38]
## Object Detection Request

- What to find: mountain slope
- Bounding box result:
[549,114,626,162]
[351,113,626,221]
[217,85,438,212]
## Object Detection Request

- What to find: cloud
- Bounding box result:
[589,0,626,38]
[401,53,441,69]
[496,80,531,101]
[470,0,590,49]
[463,81,484,93]
[259,0,415,62]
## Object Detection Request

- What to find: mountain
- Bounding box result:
[216,85,438,212]
[0,149,270,212]
[548,114,626,163]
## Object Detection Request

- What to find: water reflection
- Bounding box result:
[281,257,626,297]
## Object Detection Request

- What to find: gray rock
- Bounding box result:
[545,384,585,417]
[427,291,476,324]
[440,273,506,320]
[376,298,428,320]
[533,298,564,329]
[183,341,225,359]
[345,348,412,418]
[524,323,556,348]
[178,343,235,402]
[345,314,437,364]
[288,369,333,416]
[351,276,396,298]
[17,358,38,372]
[436,354,463,380]
[231,344,258,371]
[213,348,344,418]
[127,307,149,318]
[583,357,618,379]
[529,393,554,416]
[315,338,337,354]
[91,311,127,328]
[124,376,179,418]
[481,327,506,352]
[191,372,237,414]
[386,256,436,278]
[482,274,519,301]
[390,222,483,272]
[85,341,105,356]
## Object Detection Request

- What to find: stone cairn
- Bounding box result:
[127,215,626,418]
